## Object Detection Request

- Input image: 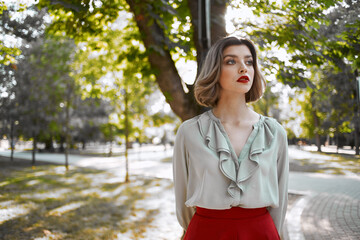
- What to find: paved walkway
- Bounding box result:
[285,172,360,240]
[1,147,360,239]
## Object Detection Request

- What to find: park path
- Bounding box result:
[286,172,360,240]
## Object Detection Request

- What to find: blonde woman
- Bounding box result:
[173,36,289,239]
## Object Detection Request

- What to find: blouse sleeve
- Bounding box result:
[268,126,289,234]
[172,125,196,230]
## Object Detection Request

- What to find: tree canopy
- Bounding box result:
[1,0,359,154]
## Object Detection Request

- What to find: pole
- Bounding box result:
[354,70,359,155]
[198,0,211,64]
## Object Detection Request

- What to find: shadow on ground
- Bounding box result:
[289,150,359,175]
[0,157,169,240]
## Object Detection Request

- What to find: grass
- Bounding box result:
[0,158,173,240]
[290,151,360,175]
[160,157,172,163]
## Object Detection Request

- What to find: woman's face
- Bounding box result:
[218,44,255,97]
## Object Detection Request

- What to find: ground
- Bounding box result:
[0,157,180,240]
[0,145,359,240]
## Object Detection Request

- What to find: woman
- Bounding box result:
[172,36,289,240]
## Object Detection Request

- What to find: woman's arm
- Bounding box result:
[269,126,289,234]
[173,125,196,230]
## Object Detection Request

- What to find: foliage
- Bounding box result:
[251,80,281,120]
[1,2,151,153]
[297,63,357,141]
[230,0,359,148]
[100,122,122,143]
[234,0,358,87]
[37,0,126,41]
[36,0,228,120]
[297,91,327,139]
[10,0,357,149]
[72,22,156,143]
[0,3,47,65]
[72,97,112,147]
[0,4,47,145]
[14,36,76,149]
[66,3,178,144]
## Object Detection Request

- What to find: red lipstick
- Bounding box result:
[237,76,249,83]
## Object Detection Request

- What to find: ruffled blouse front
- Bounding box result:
[202,111,275,199]
[173,110,289,234]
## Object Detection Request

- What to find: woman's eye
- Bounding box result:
[246,60,253,65]
[226,59,236,65]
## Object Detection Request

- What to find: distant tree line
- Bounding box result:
[0,6,113,166]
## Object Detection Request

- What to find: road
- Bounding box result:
[0,145,174,180]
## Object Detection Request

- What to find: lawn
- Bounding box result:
[288,146,360,176]
[291,153,360,175]
[0,158,181,240]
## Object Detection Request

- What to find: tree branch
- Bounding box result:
[126,0,201,120]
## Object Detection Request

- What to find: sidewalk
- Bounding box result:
[285,146,360,240]
[285,172,360,240]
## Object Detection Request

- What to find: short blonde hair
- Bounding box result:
[194,37,266,107]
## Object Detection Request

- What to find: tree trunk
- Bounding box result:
[312,110,322,152]
[355,120,359,155]
[108,125,113,157]
[32,136,37,167]
[10,120,14,161]
[315,133,321,152]
[109,141,113,157]
[44,136,54,152]
[126,0,227,121]
[65,102,70,171]
[124,89,130,183]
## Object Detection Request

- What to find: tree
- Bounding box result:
[37,0,228,121]
[251,80,281,121]
[68,14,175,181]
[72,97,112,150]
[109,44,157,182]
[297,90,328,151]
[14,36,76,166]
[0,63,19,161]
[321,66,357,150]
[233,0,359,153]
[125,0,227,120]
[0,3,49,65]
[0,4,49,160]
[100,122,122,157]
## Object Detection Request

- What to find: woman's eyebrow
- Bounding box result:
[223,54,253,59]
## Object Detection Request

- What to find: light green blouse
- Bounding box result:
[172,110,289,234]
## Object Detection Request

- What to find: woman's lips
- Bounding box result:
[237,76,249,83]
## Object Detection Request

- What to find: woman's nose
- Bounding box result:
[238,65,247,74]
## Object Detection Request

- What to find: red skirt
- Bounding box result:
[183,207,280,240]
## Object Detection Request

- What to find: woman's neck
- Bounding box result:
[212,94,253,124]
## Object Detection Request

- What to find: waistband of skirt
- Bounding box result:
[195,207,268,219]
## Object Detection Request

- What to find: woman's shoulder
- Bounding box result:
[261,115,287,138]
[176,112,206,136]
